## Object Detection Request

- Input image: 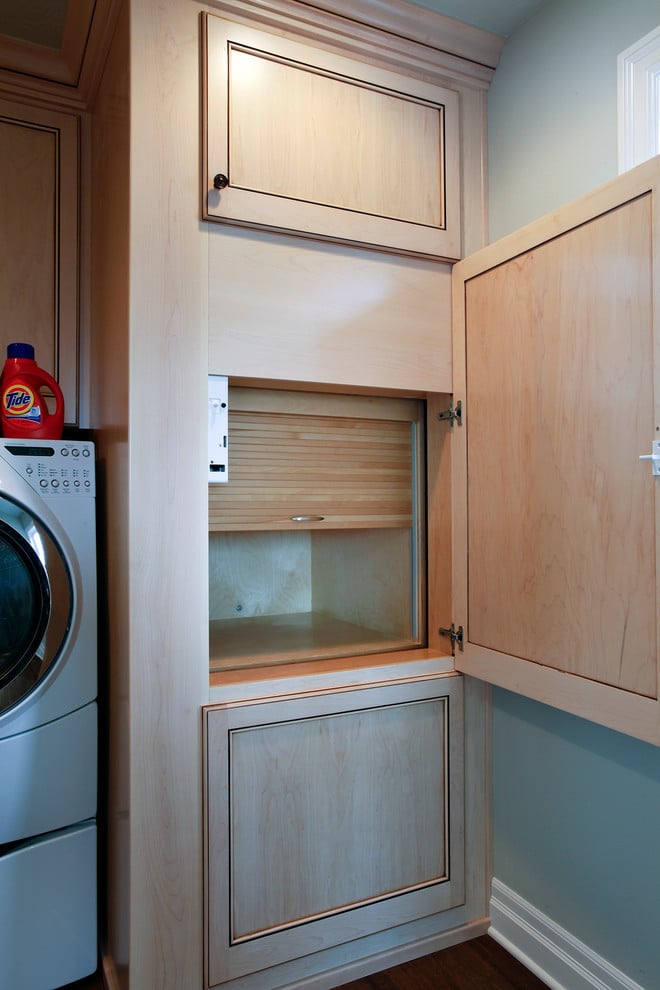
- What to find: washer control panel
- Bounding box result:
[0,439,95,497]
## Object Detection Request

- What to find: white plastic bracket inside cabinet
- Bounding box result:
[208,375,228,483]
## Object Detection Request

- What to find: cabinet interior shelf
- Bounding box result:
[209,612,416,671]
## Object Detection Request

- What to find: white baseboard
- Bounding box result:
[489,878,647,990]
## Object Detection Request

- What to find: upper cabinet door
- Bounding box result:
[452,157,660,745]
[202,13,461,260]
[0,100,79,425]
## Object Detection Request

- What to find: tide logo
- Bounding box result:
[3,384,36,417]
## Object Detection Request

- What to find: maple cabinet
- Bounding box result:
[205,39,660,990]
[452,155,660,746]
[83,0,500,988]
[204,386,468,989]
[203,150,660,990]
[0,99,79,424]
[204,673,465,990]
[202,12,460,260]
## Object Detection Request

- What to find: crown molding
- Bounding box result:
[206,0,500,88]
[0,0,502,110]
[305,0,505,68]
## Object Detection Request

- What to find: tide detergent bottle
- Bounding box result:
[0,343,65,440]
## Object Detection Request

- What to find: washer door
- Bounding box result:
[0,497,72,716]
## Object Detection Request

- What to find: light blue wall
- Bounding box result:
[487,1,660,984]
[493,692,660,984]
[489,0,660,240]
[409,0,546,38]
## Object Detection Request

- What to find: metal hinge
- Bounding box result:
[439,623,464,653]
[437,399,462,428]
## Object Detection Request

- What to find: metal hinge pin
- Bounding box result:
[439,623,464,653]
[438,400,462,428]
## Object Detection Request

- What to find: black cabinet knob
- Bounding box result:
[213,173,229,190]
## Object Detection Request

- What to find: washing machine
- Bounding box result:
[0,438,98,989]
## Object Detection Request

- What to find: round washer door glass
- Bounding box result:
[0,500,72,715]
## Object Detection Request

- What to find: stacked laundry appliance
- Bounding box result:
[0,439,98,989]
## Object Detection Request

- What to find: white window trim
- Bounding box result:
[618,25,660,172]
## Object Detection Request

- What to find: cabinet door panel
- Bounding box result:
[230,701,447,939]
[205,676,464,986]
[0,101,78,423]
[0,121,56,368]
[453,158,660,744]
[228,47,443,227]
[203,14,460,260]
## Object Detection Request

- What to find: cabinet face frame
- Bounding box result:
[203,674,465,988]
[452,155,660,745]
[208,384,455,681]
[201,13,461,260]
[0,99,79,424]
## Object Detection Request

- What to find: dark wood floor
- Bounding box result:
[64,935,548,989]
[335,936,548,990]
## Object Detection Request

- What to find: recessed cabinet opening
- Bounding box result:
[209,387,427,671]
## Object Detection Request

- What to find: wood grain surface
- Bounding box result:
[335,934,548,990]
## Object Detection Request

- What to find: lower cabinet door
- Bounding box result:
[204,675,464,987]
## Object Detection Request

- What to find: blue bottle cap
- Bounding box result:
[7,342,35,360]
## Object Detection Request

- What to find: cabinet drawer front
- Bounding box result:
[203,14,460,260]
[205,676,464,985]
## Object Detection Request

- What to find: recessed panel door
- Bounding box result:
[0,101,79,423]
[205,676,465,987]
[202,13,461,260]
[453,158,660,744]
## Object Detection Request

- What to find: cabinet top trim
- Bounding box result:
[304,0,505,68]
[203,0,499,87]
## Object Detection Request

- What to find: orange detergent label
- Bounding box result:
[2,384,41,421]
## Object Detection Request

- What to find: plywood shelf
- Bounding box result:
[209,612,417,671]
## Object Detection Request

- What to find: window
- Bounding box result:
[618,25,660,171]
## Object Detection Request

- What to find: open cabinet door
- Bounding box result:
[452,156,660,745]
